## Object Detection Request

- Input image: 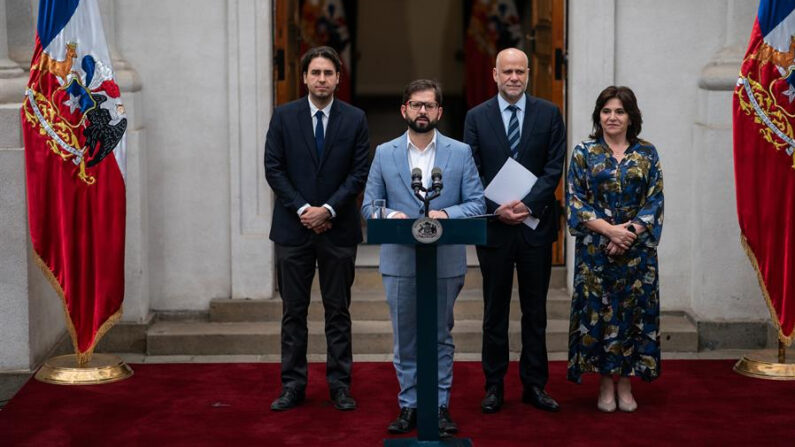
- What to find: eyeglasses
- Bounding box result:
[406,101,440,111]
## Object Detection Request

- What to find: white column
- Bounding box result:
[98,0,149,322]
[565,0,616,290]
[0,148,31,371]
[0,0,65,372]
[227,0,275,299]
[698,0,758,91]
[0,0,23,77]
[691,0,766,320]
[0,0,32,371]
[0,0,27,102]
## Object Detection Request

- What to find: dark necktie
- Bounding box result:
[315,110,325,159]
[507,105,520,159]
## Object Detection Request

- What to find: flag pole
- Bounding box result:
[779,340,786,364]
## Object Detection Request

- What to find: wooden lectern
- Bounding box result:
[367,218,486,447]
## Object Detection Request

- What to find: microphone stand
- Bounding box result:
[413,186,442,218]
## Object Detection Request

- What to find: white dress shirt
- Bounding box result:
[408,130,437,192]
[387,130,438,218]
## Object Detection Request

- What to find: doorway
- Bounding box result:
[272,0,567,265]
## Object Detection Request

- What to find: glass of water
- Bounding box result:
[371,199,386,219]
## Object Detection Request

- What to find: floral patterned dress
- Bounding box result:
[566,139,664,383]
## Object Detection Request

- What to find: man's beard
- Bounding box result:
[406,115,438,134]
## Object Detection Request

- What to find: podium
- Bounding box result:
[367,218,486,447]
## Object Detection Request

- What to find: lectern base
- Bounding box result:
[384,438,473,447]
[35,354,133,385]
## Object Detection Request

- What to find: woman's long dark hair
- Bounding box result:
[589,86,643,145]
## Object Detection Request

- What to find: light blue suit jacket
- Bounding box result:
[362,131,485,278]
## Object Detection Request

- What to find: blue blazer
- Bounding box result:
[362,132,485,278]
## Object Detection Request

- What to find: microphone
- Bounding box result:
[430,167,443,192]
[411,168,423,193]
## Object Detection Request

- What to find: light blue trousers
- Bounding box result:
[382,275,464,409]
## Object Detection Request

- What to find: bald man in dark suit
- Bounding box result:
[464,48,565,414]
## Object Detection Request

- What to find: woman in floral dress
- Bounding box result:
[566,86,664,413]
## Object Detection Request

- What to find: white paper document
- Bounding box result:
[483,157,540,229]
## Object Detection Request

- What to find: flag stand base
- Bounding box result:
[733,342,795,381]
[34,354,133,385]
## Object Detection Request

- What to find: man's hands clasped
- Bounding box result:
[300,206,333,234]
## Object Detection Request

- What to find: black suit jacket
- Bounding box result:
[265,97,370,246]
[464,93,566,246]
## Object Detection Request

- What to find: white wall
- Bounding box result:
[116,0,232,309]
[26,241,67,366]
[4,0,34,65]
[567,0,616,291]
[614,0,727,310]
[0,148,64,370]
[568,0,767,319]
[690,0,766,321]
[0,148,33,370]
[0,0,65,372]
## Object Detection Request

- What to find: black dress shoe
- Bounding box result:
[270,388,305,411]
[331,387,357,411]
[481,384,504,413]
[438,406,458,437]
[522,386,560,412]
[387,407,417,434]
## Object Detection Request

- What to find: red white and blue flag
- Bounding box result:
[21,0,127,363]
[734,0,795,345]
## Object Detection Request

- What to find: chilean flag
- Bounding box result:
[733,0,795,345]
[21,0,127,363]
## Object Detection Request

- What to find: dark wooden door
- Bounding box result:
[273,0,301,105]
[530,0,566,265]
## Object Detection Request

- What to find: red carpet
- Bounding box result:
[0,360,793,446]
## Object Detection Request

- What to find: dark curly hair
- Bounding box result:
[589,86,643,144]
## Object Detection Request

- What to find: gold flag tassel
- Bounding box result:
[733,236,795,380]
[31,252,133,385]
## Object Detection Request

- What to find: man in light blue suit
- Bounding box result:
[362,79,485,438]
